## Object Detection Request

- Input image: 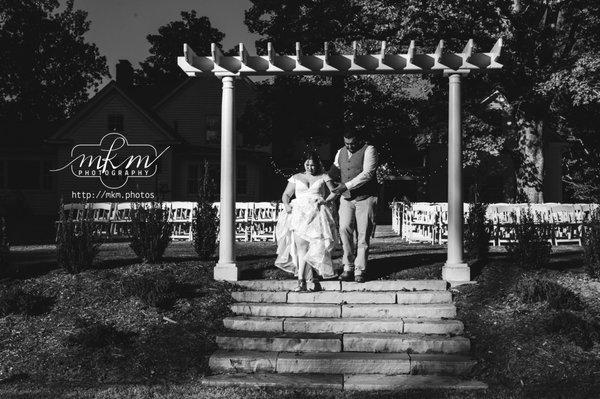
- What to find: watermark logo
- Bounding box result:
[51,132,170,189]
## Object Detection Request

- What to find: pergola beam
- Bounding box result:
[178,39,503,77]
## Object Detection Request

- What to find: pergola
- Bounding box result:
[178,39,503,283]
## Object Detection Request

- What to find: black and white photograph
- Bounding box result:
[1,0,600,398]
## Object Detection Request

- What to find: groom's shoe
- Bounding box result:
[339,270,354,281]
[354,274,365,283]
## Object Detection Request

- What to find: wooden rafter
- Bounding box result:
[179,39,503,77]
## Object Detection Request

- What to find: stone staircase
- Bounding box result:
[202,279,487,392]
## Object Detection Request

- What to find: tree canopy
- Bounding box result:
[243,0,600,202]
[0,0,108,122]
[134,10,225,89]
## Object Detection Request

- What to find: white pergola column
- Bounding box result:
[214,76,238,281]
[442,73,470,283]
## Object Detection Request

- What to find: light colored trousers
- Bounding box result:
[339,196,377,275]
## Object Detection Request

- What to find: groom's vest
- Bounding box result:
[339,144,378,201]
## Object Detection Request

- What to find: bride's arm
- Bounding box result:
[282,180,295,213]
[324,179,339,203]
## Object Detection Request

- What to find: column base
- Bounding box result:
[442,262,470,282]
[214,262,239,281]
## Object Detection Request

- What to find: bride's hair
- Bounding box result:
[301,151,323,174]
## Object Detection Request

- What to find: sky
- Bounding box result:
[65,0,263,84]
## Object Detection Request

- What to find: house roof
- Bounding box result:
[47,81,184,144]
[152,76,257,111]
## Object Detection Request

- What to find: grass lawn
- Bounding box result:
[1,231,599,398]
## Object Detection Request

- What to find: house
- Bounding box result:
[0,61,273,243]
[46,60,272,204]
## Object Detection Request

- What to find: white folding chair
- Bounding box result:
[550,204,580,245]
[409,202,439,244]
[250,202,278,241]
[110,202,134,236]
[235,202,251,242]
[87,202,113,236]
[170,201,195,241]
[493,204,522,246]
[62,203,86,221]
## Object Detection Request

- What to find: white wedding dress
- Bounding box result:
[274,174,338,279]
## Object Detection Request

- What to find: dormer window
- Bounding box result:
[107,114,124,132]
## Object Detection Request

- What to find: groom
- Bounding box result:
[327,131,379,283]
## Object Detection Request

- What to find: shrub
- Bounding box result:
[515,277,585,310]
[121,271,178,309]
[192,160,219,260]
[56,202,102,274]
[546,311,599,350]
[0,286,54,316]
[67,317,134,349]
[464,202,492,261]
[506,205,552,270]
[129,203,172,263]
[582,209,600,278]
[0,217,9,277]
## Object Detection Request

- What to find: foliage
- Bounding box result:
[506,206,552,270]
[244,0,600,202]
[129,203,172,263]
[583,209,600,278]
[0,217,9,277]
[0,286,54,317]
[546,311,600,350]
[464,202,492,261]
[192,160,219,260]
[0,0,108,122]
[134,10,225,89]
[56,203,102,274]
[515,277,585,311]
[121,271,179,310]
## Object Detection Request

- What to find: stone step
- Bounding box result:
[230,302,456,319]
[233,280,447,292]
[343,333,470,354]
[223,316,463,335]
[201,373,487,391]
[231,302,341,318]
[201,373,343,389]
[216,331,469,354]
[231,291,288,303]
[343,374,487,391]
[341,303,456,318]
[403,318,464,335]
[287,291,396,304]
[217,331,342,352]
[234,290,452,304]
[209,351,475,375]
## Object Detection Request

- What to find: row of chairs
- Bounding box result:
[61,202,285,242]
[391,202,599,246]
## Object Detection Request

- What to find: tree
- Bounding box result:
[0,0,109,122]
[135,11,225,89]
[244,0,600,202]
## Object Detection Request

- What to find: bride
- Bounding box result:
[275,151,339,292]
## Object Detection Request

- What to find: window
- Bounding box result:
[206,115,220,143]
[187,164,198,194]
[237,164,247,195]
[107,114,124,132]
